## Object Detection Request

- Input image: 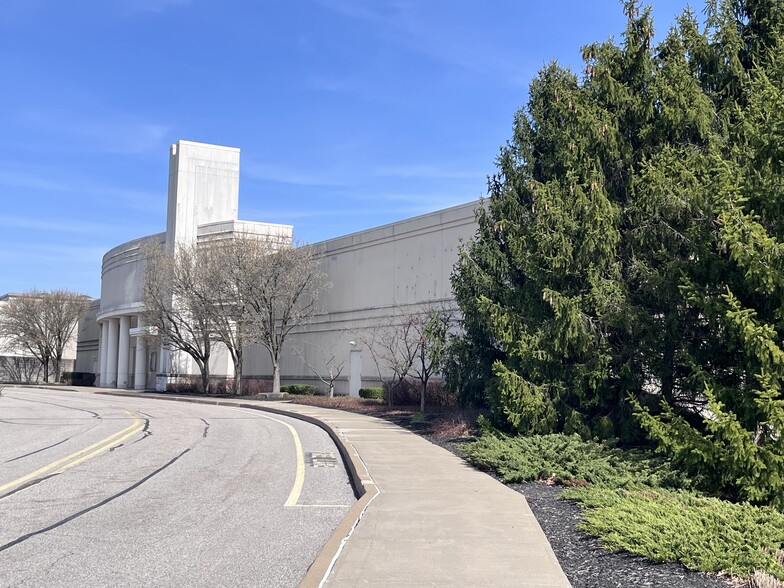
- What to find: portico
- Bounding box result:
[97,314,152,390]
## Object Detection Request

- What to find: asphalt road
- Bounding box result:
[0,387,356,587]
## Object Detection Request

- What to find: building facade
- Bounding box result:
[76,140,479,394]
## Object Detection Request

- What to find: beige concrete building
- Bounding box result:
[75,140,479,394]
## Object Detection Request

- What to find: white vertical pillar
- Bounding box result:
[349,346,362,397]
[106,319,119,388]
[155,345,169,392]
[117,316,131,389]
[99,321,109,387]
[134,317,147,391]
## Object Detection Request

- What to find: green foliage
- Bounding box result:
[461,432,689,489]
[451,0,784,506]
[464,428,784,580]
[441,334,490,407]
[280,384,319,395]
[563,486,784,580]
[359,387,384,400]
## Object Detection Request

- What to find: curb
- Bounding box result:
[78,388,380,588]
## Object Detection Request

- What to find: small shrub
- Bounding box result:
[429,409,483,439]
[214,379,234,394]
[280,384,319,395]
[461,432,690,489]
[242,379,273,395]
[166,381,196,394]
[359,387,384,400]
[383,379,458,407]
[60,372,96,386]
[384,379,419,405]
[563,486,784,581]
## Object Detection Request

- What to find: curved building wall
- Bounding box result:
[99,233,164,320]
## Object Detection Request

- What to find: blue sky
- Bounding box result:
[1,0,694,298]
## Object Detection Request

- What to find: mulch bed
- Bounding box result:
[290,397,739,588]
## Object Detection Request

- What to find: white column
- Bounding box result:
[349,346,362,397]
[134,317,147,391]
[106,319,119,388]
[117,316,131,389]
[99,321,109,387]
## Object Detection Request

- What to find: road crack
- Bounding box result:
[0,447,190,553]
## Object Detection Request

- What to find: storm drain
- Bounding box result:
[308,452,337,467]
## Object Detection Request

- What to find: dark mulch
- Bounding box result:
[290,398,740,588]
[508,481,736,588]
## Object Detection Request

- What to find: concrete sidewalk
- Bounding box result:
[56,387,572,587]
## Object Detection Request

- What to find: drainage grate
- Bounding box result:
[308,452,337,467]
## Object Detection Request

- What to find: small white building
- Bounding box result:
[0,292,79,383]
[76,140,479,394]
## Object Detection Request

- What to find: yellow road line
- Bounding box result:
[52,422,144,475]
[0,411,143,494]
[243,410,305,507]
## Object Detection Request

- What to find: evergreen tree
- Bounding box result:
[453,0,784,505]
[636,1,784,507]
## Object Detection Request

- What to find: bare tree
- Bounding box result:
[409,307,453,412]
[141,241,216,394]
[0,290,89,382]
[294,339,345,398]
[198,237,257,396]
[0,356,41,383]
[197,235,326,395]
[236,237,327,394]
[359,305,454,411]
[360,313,419,407]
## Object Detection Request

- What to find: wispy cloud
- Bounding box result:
[0,162,161,214]
[0,215,114,236]
[120,0,191,13]
[244,161,349,187]
[302,73,400,103]
[244,207,359,221]
[312,0,527,81]
[312,0,384,22]
[359,191,479,211]
[245,157,483,187]
[0,168,67,192]
[0,243,107,264]
[373,164,484,180]
[18,108,170,155]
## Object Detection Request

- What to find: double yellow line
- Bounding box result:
[0,411,144,495]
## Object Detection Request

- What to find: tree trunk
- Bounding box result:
[329,383,334,398]
[272,362,281,394]
[202,366,210,395]
[53,354,62,382]
[235,369,242,397]
[231,346,243,396]
[195,356,210,394]
[420,379,427,413]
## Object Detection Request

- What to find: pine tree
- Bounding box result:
[453,0,784,506]
[636,1,784,507]
[454,3,657,437]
